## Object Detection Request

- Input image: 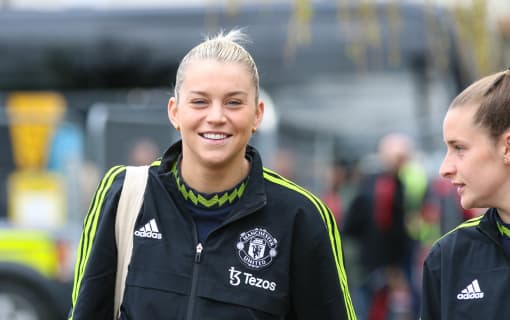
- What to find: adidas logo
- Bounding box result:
[456,279,484,300]
[134,219,162,239]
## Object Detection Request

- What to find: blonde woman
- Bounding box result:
[68,29,356,320]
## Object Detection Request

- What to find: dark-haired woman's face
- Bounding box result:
[439,104,507,210]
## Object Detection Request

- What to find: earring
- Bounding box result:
[175,125,180,131]
[252,127,257,133]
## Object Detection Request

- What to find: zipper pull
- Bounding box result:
[195,243,203,263]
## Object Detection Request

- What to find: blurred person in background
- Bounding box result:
[67,29,356,320]
[270,148,296,180]
[127,138,160,166]
[416,176,480,258]
[343,133,416,320]
[421,69,510,319]
[420,177,478,240]
[321,158,349,226]
[412,176,480,315]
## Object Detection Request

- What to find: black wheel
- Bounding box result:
[0,279,55,320]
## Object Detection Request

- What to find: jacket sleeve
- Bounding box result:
[290,198,357,320]
[420,243,442,320]
[68,165,126,320]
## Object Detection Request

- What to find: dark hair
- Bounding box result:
[450,69,510,142]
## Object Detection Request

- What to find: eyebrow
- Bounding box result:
[445,139,463,146]
[188,91,248,97]
[225,91,248,97]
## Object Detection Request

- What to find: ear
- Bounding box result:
[253,100,265,132]
[168,97,180,130]
[502,129,510,165]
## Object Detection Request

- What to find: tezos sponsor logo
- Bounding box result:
[228,266,276,292]
[236,228,278,270]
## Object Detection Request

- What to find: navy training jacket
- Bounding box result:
[421,208,510,319]
[68,141,357,320]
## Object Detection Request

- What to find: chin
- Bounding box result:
[461,197,485,211]
[460,198,475,210]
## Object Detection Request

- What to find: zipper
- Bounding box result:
[185,242,203,320]
[182,200,265,319]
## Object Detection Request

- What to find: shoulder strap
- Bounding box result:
[114,165,149,320]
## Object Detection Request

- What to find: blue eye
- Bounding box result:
[452,145,466,157]
[226,99,243,108]
[191,99,207,106]
[226,100,242,106]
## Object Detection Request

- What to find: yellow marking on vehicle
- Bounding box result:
[0,229,59,277]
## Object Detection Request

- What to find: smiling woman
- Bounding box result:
[168,55,263,192]
[67,29,357,320]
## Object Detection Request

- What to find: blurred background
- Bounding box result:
[0,0,509,319]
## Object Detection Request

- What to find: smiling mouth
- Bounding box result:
[200,133,231,140]
[454,184,465,195]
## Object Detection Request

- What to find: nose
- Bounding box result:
[438,155,455,179]
[206,101,226,123]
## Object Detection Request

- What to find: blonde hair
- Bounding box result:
[174,29,260,103]
[450,69,510,142]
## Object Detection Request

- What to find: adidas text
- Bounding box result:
[134,230,162,239]
[457,292,484,300]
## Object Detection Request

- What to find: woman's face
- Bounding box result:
[168,59,263,171]
[439,104,509,210]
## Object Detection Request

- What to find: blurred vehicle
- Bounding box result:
[0,92,80,320]
[0,2,478,319]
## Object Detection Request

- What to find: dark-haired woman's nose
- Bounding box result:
[439,155,455,179]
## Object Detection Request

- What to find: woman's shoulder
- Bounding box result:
[261,167,331,220]
[429,214,485,256]
[98,165,128,191]
[262,167,316,199]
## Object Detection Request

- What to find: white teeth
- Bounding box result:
[203,133,227,140]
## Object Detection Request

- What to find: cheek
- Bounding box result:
[179,112,201,126]
[233,113,257,131]
[469,163,504,196]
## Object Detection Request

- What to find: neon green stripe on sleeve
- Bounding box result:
[70,165,126,316]
[437,215,483,242]
[71,165,121,303]
[262,168,357,319]
[72,165,124,302]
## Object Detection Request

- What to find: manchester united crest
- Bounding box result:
[236,228,278,270]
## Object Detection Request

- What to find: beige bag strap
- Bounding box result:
[114,165,149,320]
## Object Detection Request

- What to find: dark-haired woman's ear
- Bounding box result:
[503,130,510,165]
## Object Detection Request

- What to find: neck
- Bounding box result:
[497,209,510,224]
[180,158,250,194]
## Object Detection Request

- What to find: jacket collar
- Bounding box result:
[158,140,267,215]
[479,208,501,242]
